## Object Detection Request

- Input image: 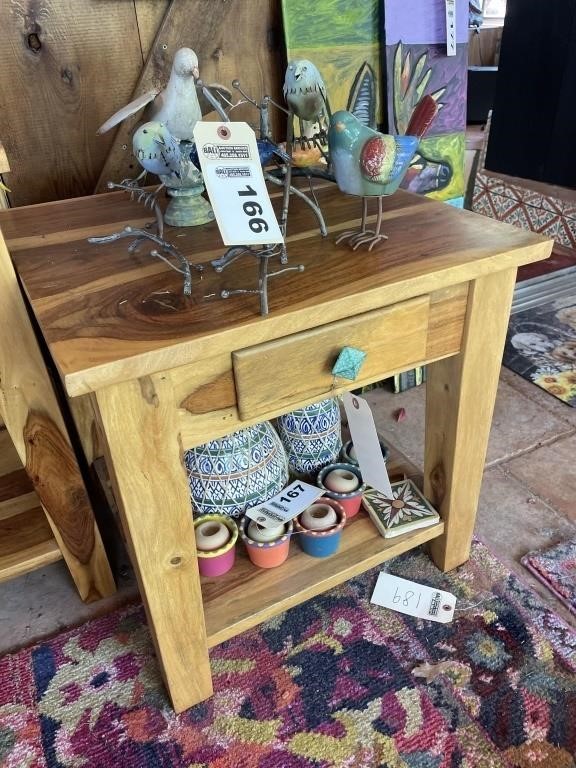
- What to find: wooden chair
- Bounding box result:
[0,141,115,601]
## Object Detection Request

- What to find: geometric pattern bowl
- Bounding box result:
[275,397,342,477]
[184,421,288,518]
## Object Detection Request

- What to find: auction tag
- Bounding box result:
[371,573,456,623]
[193,121,283,246]
[445,0,456,56]
[245,480,324,528]
[342,392,393,498]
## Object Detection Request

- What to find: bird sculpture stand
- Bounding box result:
[96,47,231,230]
[90,48,234,295]
[212,243,304,316]
[205,79,327,315]
[328,95,439,251]
[278,60,332,264]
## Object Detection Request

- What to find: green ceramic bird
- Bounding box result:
[328,94,438,250]
[132,121,183,181]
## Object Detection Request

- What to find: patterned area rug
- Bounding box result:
[2,541,575,768]
[503,298,576,406]
[522,539,576,618]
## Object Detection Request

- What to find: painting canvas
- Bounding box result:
[282,0,382,128]
[383,0,469,205]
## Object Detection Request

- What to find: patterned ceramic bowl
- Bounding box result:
[340,438,389,467]
[276,398,342,477]
[185,421,288,518]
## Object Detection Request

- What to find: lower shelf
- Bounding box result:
[0,506,62,583]
[202,512,444,647]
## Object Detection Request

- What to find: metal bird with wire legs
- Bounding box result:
[328,94,438,251]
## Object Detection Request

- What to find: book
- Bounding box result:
[362,480,440,538]
[392,366,427,393]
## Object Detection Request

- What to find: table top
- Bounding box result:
[0,184,551,396]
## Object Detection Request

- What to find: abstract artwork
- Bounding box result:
[282,0,382,127]
[503,297,576,407]
[382,0,469,205]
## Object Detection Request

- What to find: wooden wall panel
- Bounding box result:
[95,0,285,191]
[0,0,284,206]
[0,0,145,206]
[134,0,171,59]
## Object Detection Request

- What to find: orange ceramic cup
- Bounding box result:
[241,518,293,568]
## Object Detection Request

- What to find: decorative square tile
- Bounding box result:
[561,201,576,221]
[556,216,576,249]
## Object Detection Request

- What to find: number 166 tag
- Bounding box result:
[193,121,283,246]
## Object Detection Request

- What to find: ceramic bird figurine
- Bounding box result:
[132,121,183,180]
[328,95,439,250]
[283,59,330,138]
[97,48,229,141]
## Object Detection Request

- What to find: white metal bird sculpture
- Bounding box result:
[97,48,229,141]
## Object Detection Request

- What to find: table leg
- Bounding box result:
[0,231,115,601]
[94,375,212,712]
[424,269,516,571]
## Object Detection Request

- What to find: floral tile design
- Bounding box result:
[472,172,576,251]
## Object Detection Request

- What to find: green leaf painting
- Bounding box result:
[282,0,379,47]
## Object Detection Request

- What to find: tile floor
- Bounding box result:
[1,365,575,654]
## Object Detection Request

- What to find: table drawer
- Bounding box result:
[232,295,430,420]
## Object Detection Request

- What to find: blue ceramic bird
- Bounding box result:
[328,95,438,250]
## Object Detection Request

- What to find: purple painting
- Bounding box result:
[386,43,468,136]
[382,0,468,202]
[384,0,469,45]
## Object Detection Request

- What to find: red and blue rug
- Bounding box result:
[522,539,576,618]
[1,541,575,768]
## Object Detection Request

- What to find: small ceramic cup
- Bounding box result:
[241,518,293,569]
[317,463,365,520]
[194,514,238,577]
[340,438,389,467]
[300,502,338,531]
[294,497,345,557]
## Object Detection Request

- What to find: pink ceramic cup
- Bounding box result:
[194,514,238,577]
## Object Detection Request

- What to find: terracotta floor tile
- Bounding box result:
[363,370,575,470]
[504,433,576,523]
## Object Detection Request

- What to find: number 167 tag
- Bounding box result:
[192,121,284,246]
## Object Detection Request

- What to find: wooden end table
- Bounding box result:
[0,185,551,712]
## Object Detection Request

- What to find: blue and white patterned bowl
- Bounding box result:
[184,421,289,518]
[276,398,342,477]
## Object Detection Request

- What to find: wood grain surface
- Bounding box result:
[0,187,552,398]
[0,226,115,600]
[0,0,144,206]
[95,0,284,192]
[0,507,62,583]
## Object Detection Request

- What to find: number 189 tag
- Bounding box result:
[193,121,283,246]
[371,573,456,623]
